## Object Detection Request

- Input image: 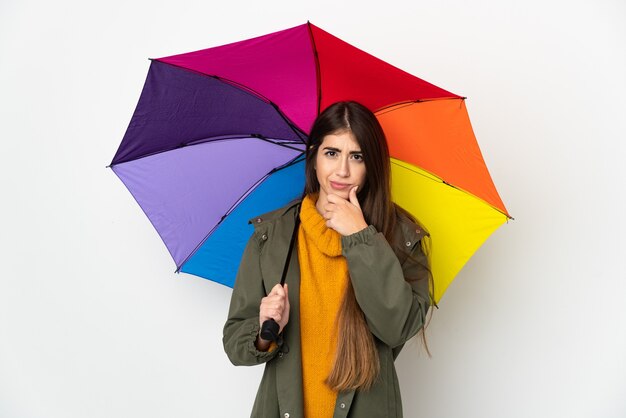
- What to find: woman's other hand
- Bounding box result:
[323,186,369,236]
[256,284,290,350]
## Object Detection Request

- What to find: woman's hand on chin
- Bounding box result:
[322,187,369,236]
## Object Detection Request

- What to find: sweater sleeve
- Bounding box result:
[223,231,281,366]
[341,225,431,348]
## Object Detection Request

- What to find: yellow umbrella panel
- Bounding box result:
[391,158,508,303]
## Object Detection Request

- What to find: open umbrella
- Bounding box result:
[109,22,511,303]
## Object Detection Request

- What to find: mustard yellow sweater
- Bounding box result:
[298,194,349,418]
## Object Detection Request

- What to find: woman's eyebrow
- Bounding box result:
[322,146,362,154]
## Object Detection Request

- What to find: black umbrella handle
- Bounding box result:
[259,204,301,343]
[260,318,280,341]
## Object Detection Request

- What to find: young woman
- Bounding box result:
[223,101,433,418]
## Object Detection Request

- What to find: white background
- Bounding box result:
[1,0,625,417]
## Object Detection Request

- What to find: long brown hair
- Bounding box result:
[304,101,434,391]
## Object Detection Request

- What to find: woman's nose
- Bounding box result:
[336,157,350,177]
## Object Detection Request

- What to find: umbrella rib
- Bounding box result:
[306,21,322,117]
[218,153,305,222]
[175,174,272,273]
[192,133,306,153]
[267,101,309,144]
[107,135,304,167]
[249,135,305,153]
[175,153,306,273]
[375,97,467,116]
[208,77,309,143]
[391,160,513,220]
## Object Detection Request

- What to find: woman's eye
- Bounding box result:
[325,151,337,157]
[352,154,363,161]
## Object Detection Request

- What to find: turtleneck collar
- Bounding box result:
[299,193,342,257]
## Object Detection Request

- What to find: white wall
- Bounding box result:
[1,0,624,417]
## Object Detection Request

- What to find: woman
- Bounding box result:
[223,101,433,418]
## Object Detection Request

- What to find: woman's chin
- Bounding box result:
[321,185,351,200]
[331,189,350,198]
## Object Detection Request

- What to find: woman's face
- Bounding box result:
[315,130,367,204]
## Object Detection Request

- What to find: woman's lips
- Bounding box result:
[330,181,350,190]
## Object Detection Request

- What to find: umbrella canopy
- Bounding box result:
[109,22,510,303]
